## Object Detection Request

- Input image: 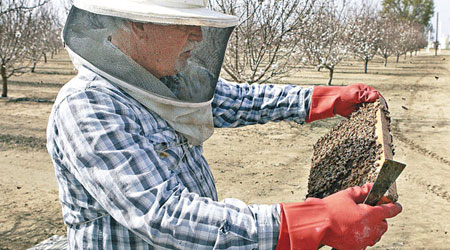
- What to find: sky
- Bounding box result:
[432,0,450,38]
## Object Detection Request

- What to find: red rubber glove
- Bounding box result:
[276,184,402,250]
[306,84,382,123]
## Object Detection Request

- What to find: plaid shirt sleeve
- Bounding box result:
[48,74,282,249]
[212,78,313,128]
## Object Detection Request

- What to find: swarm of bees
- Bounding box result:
[307,99,398,201]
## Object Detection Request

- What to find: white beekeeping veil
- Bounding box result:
[63,0,238,145]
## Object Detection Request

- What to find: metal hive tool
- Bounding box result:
[307,98,399,202]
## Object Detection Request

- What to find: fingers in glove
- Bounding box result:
[357,83,389,109]
[369,202,403,221]
[348,83,379,103]
[344,183,374,203]
[357,84,380,103]
[359,90,380,103]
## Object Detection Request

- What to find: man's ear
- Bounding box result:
[130,22,146,39]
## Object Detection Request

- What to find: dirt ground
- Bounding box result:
[1,50,449,249]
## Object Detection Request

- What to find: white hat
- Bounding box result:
[73,0,239,28]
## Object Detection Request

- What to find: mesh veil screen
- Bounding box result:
[63,7,234,103]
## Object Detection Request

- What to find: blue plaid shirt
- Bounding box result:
[47,66,312,249]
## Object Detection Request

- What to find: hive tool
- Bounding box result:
[364,159,406,206]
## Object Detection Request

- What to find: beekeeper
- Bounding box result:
[47,1,402,249]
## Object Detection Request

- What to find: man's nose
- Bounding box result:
[189,26,203,42]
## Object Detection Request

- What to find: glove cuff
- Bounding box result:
[306,86,340,123]
[277,199,331,250]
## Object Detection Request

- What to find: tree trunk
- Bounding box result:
[51,51,54,59]
[384,56,388,67]
[31,61,37,73]
[1,64,7,98]
[43,52,47,63]
[364,59,369,74]
[410,51,413,57]
[396,54,400,63]
[327,66,334,86]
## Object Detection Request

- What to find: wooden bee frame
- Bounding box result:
[307,98,398,202]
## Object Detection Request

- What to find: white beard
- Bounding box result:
[176,40,200,73]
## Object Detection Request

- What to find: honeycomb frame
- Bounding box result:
[307,98,398,201]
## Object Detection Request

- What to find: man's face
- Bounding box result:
[135,23,203,78]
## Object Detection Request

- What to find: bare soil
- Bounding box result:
[1,50,449,249]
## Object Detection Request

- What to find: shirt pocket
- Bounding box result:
[143,128,186,175]
[212,220,258,250]
[142,128,210,196]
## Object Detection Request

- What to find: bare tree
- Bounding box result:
[413,25,428,55]
[210,0,315,84]
[377,13,429,66]
[28,11,47,72]
[47,22,63,59]
[377,15,398,67]
[0,0,48,16]
[300,0,352,85]
[349,2,380,74]
[405,22,427,57]
[392,21,410,63]
[0,0,49,97]
[28,4,62,71]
